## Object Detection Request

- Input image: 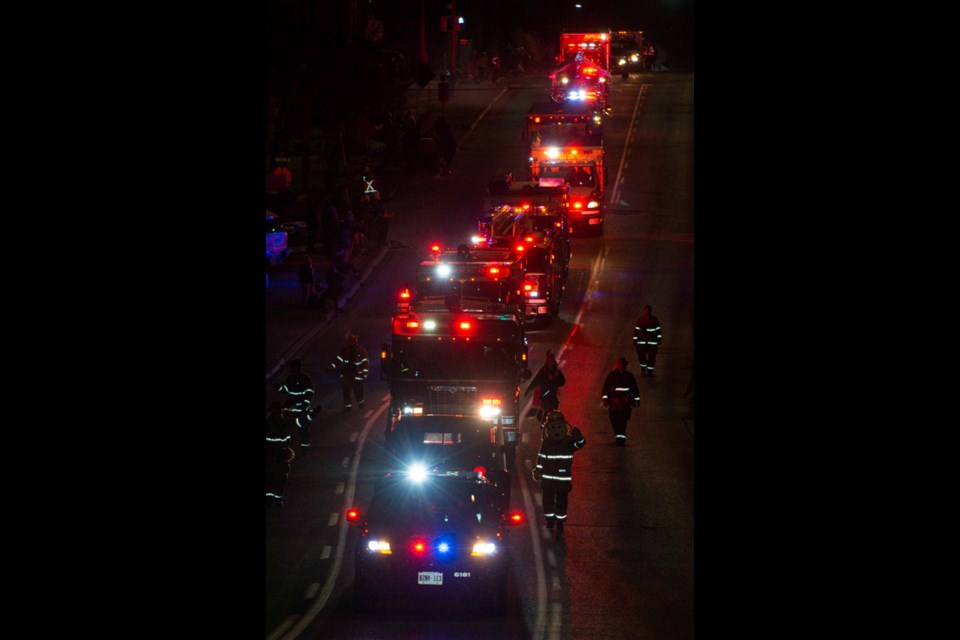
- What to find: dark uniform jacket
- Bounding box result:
[527,364,566,408]
[277,372,315,413]
[334,345,370,384]
[633,314,663,347]
[533,428,586,492]
[601,370,641,416]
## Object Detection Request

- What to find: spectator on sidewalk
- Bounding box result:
[321,198,340,259]
[298,256,316,307]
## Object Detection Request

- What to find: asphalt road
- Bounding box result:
[265,70,694,640]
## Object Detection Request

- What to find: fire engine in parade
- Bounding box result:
[380,268,532,473]
[478,179,571,327]
[527,141,606,236]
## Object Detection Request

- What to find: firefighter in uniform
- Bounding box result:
[524,349,566,424]
[532,410,586,534]
[332,333,369,411]
[266,402,296,508]
[274,359,317,454]
[601,357,641,446]
[632,305,663,376]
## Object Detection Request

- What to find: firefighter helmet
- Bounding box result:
[545,409,565,423]
[545,420,566,441]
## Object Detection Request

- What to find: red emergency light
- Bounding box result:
[458,320,472,331]
[411,539,427,554]
[473,465,487,478]
[346,508,360,522]
[507,511,525,526]
[430,243,442,254]
[399,288,412,300]
[515,244,525,252]
[488,267,500,275]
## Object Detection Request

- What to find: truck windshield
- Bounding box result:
[393,340,517,380]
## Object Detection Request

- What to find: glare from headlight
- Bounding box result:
[422,320,437,330]
[436,264,451,277]
[479,405,501,419]
[368,540,392,554]
[408,464,428,483]
[471,542,497,556]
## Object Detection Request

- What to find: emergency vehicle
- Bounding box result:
[381,294,531,474]
[548,57,611,111]
[412,244,525,313]
[528,142,606,236]
[524,101,604,154]
[478,181,571,327]
[611,30,645,78]
[557,31,611,70]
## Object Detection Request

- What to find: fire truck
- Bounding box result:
[548,57,611,111]
[478,180,571,327]
[412,243,525,313]
[380,291,532,474]
[557,31,611,70]
[528,140,605,236]
[524,101,604,154]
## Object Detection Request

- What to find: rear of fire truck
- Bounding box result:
[478,182,571,327]
[381,296,532,472]
[528,143,605,236]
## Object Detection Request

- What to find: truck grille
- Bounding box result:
[426,386,478,415]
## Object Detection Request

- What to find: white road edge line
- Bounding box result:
[610,84,647,205]
[277,401,389,640]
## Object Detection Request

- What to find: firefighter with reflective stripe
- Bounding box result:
[332,333,369,411]
[632,305,663,377]
[266,402,296,508]
[532,410,586,534]
[601,357,641,446]
[273,359,316,454]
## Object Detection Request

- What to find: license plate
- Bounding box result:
[418,571,443,585]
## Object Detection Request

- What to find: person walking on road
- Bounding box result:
[532,410,586,534]
[266,401,296,508]
[633,305,663,376]
[601,357,641,446]
[332,333,369,411]
[274,359,317,454]
[524,349,566,424]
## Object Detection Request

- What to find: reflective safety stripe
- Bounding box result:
[614,387,631,392]
[544,512,555,517]
[555,514,567,520]
[287,389,309,396]
[543,454,573,459]
[535,464,543,469]
[541,474,572,481]
[266,492,283,498]
[266,436,291,443]
[616,434,626,439]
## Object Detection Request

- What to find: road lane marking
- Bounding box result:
[334,482,344,495]
[611,84,645,206]
[349,431,359,442]
[341,457,350,468]
[303,583,320,599]
[321,546,331,560]
[280,401,389,640]
[328,512,339,526]
[549,602,563,640]
[547,550,556,568]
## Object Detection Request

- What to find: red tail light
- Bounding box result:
[507,511,524,526]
